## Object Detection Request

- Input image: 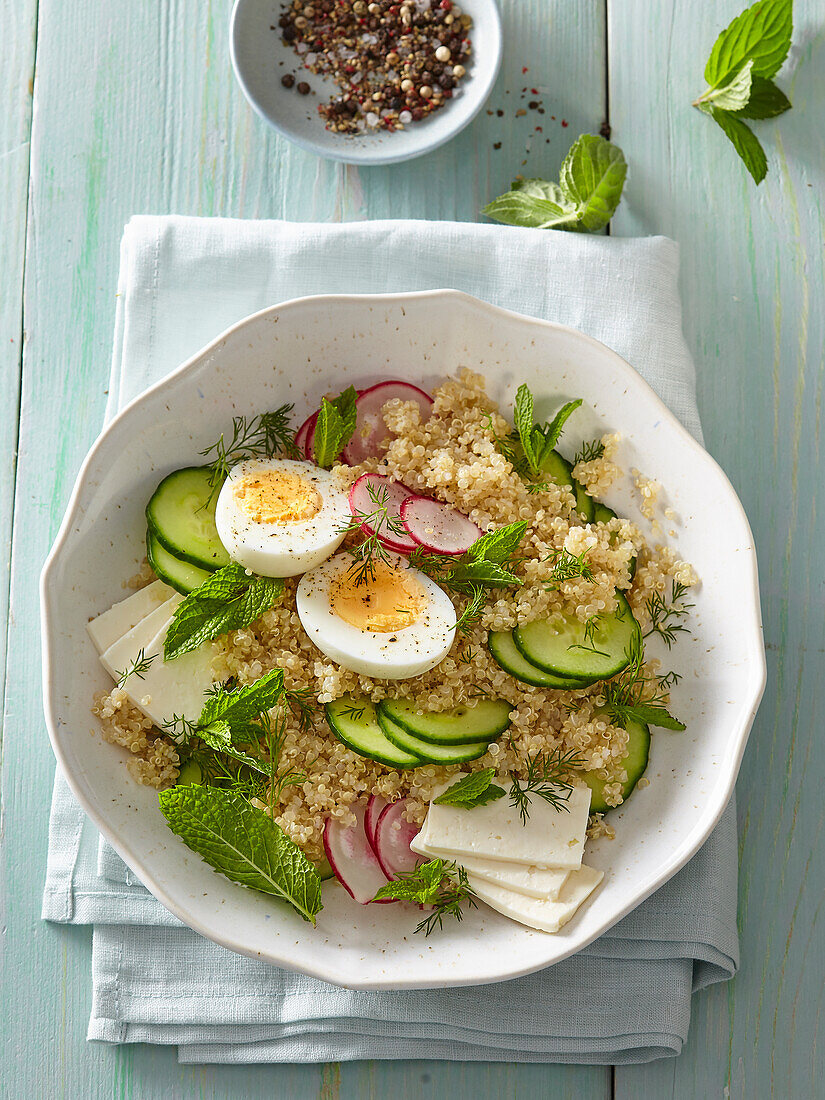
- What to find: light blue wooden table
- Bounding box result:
[2,1,823,1096]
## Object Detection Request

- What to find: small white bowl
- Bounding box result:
[230,0,503,165]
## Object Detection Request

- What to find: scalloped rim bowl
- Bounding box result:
[41,291,765,989]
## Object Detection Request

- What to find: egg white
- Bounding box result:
[214,458,350,577]
[296,552,457,679]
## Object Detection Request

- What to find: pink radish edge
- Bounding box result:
[343,381,434,465]
[365,794,389,853]
[323,801,392,904]
[296,410,318,462]
[399,496,482,556]
[373,799,421,880]
[348,472,419,554]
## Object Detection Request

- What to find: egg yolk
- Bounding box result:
[234,469,321,524]
[332,559,427,633]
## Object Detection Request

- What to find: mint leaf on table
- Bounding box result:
[313,385,358,468]
[164,562,284,661]
[433,768,506,808]
[483,134,627,233]
[693,0,793,184]
[159,785,322,923]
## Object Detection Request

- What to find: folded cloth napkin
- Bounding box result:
[43,216,738,1064]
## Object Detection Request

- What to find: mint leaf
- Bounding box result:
[611,702,686,732]
[712,108,768,183]
[698,58,754,112]
[735,76,792,117]
[465,520,528,566]
[558,135,628,233]
[483,134,626,233]
[434,769,506,808]
[200,668,285,728]
[313,386,359,468]
[164,563,284,661]
[704,0,793,85]
[513,384,537,471]
[195,721,270,775]
[541,399,584,457]
[159,785,322,923]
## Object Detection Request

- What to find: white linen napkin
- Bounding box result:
[43,216,737,1063]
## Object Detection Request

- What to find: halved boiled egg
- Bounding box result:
[296,552,457,679]
[214,458,350,577]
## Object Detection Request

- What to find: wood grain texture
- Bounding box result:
[609,2,825,1098]
[0,0,37,722]
[0,0,611,1096]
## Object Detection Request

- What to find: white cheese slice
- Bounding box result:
[410,831,570,900]
[422,778,591,869]
[110,616,217,729]
[86,580,176,653]
[98,597,181,681]
[467,865,604,934]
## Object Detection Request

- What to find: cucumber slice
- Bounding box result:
[583,715,650,813]
[146,530,213,595]
[488,630,596,689]
[315,856,336,881]
[513,592,640,681]
[325,697,423,770]
[378,697,512,745]
[177,758,203,785]
[540,450,594,522]
[539,450,574,490]
[377,712,489,765]
[146,466,230,571]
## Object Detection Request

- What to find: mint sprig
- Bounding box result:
[313,385,358,468]
[693,0,793,184]
[513,385,582,478]
[163,563,284,661]
[159,785,323,923]
[483,135,627,233]
[433,768,506,808]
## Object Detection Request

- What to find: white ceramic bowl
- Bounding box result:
[41,291,766,989]
[230,0,503,165]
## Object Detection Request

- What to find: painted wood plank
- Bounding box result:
[1,0,610,1096]
[609,2,825,1097]
[0,0,37,720]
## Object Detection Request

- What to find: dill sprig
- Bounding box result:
[200,406,299,494]
[643,580,694,649]
[508,749,584,825]
[284,686,317,732]
[544,547,594,591]
[339,482,407,587]
[573,438,605,465]
[373,858,478,936]
[114,647,155,689]
[602,634,685,731]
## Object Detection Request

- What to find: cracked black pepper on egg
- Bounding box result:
[276,0,473,134]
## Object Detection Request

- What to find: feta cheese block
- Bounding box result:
[98,596,181,680]
[410,830,570,900]
[99,603,216,728]
[421,779,592,869]
[118,623,217,727]
[467,865,604,934]
[86,580,176,653]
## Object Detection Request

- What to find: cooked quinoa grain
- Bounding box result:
[93,369,696,860]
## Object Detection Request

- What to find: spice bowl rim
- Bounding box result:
[229,0,504,166]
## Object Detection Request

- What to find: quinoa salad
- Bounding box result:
[88,369,696,933]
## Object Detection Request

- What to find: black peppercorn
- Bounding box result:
[297,81,311,94]
[281,73,296,88]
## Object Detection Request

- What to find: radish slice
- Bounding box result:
[365,794,389,854]
[374,799,421,880]
[323,802,391,904]
[399,496,483,556]
[296,410,318,462]
[343,381,434,465]
[348,473,418,553]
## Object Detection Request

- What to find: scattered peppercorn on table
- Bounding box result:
[4,0,822,1096]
